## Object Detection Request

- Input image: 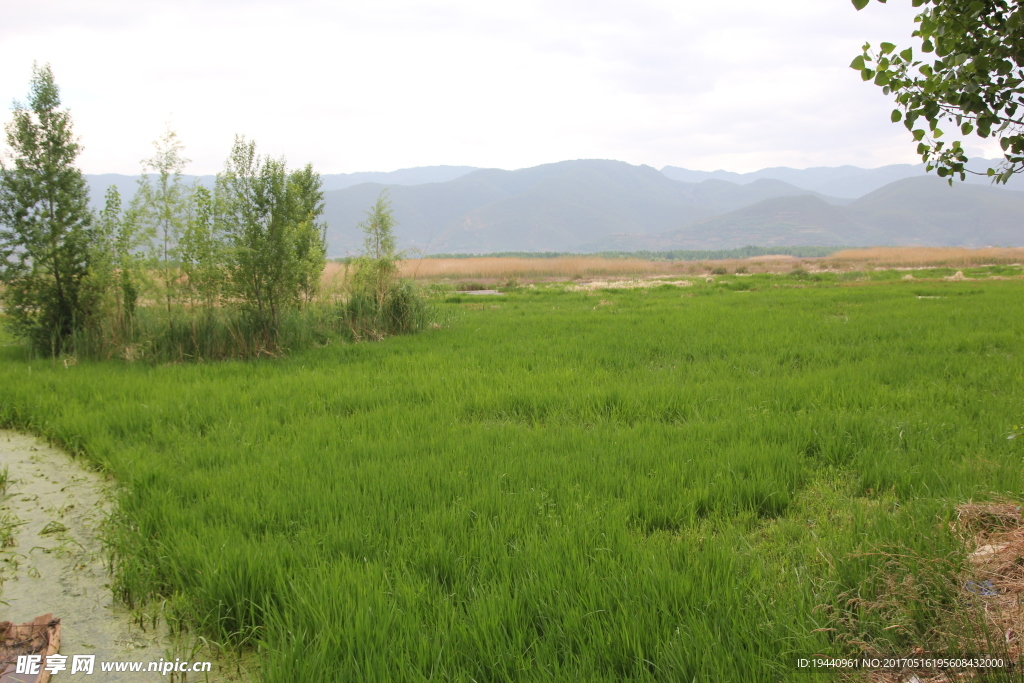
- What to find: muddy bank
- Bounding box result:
[0,430,232,681]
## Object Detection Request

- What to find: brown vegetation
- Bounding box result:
[827,247,1024,269]
[860,500,1024,683]
[318,248,1024,285]
[400,257,689,280]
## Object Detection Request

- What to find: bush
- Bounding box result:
[341,280,429,340]
[341,192,430,341]
[710,266,728,275]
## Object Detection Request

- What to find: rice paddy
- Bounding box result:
[1,266,1023,681]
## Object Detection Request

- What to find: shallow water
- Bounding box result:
[0,430,232,682]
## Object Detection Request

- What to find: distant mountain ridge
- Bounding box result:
[661,157,1024,198]
[84,158,1024,255]
[319,160,841,255]
[581,176,1024,251]
[84,165,478,208]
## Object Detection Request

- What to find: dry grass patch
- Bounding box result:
[854,501,1024,683]
[569,278,694,291]
[958,502,1024,661]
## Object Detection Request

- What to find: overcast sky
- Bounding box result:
[0,0,1003,175]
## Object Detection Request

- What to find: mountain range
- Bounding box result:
[660,157,1024,198]
[85,158,1024,255]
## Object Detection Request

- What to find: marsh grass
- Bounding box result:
[0,268,1022,680]
[340,279,431,341]
[68,305,348,362]
[57,268,431,362]
[0,465,15,549]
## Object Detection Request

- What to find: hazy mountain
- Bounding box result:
[321,160,834,255]
[661,158,1024,198]
[581,176,1024,251]
[84,159,1024,255]
[85,174,216,209]
[320,166,477,191]
[85,166,478,209]
[849,176,1024,246]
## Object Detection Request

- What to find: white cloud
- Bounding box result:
[0,0,934,174]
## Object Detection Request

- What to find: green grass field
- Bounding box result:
[1,268,1023,681]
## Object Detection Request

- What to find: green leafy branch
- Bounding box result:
[852,0,1024,184]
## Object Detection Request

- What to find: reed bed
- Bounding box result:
[1,269,1023,681]
[827,246,1024,268]
[324,248,1024,285]
[399,257,691,280]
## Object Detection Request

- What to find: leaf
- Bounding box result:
[900,48,913,61]
[961,123,974,135]
[891,110,903,123]
[861,69,875,81]
[852,0,870,9]
[880,42,896,54]
[850,55,866,70]
[913,129,926,141]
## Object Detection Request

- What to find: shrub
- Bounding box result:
[341,192,430,340]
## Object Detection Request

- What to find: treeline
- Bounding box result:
[423,246,844,261]
[0,65,425,361]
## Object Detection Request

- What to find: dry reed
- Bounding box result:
[827,247,1024,268]
[397,257,689,280]
[318,247,1024,285]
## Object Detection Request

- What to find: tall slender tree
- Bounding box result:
[179,183,223,310]
[0,63,94,355]
[353,191,401,309]
[92,185,145,323]
[134,128,190,312]
[287,164,327,306]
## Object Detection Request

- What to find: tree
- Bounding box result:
[342,190,426,339]
[93,185,146,323]
[352,191,401,309]
[852,0,1024,183]
[133,128,190,312]
[287,164,327,306]
[0,63,94,355]
[217,137,326,344]
[179,183,224,310]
